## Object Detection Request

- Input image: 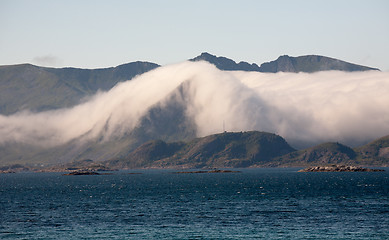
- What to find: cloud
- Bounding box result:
[32,54,63,67]
[0,61,388,149]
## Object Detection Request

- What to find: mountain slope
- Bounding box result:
[0,62,159,114]
[355,135,389,166]
[105,131,296,169]
[0,82,197,166]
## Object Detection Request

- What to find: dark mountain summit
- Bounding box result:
[190,52,261,71]
[191,52,379,73]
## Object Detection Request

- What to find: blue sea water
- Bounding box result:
[0,168,388,239]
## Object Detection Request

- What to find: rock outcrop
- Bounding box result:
[298,165,384,172]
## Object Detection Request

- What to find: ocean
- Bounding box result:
[1,168,388,239]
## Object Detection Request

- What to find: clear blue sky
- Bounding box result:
[1,0,388,70]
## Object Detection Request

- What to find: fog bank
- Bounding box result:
[0,61,388,148]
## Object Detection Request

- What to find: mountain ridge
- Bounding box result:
[0,52,378,115]
[191,52,379,73]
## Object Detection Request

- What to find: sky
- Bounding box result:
[1,0,388,70]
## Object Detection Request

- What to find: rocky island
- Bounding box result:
[299,165,385,172]
[63,170,102,175]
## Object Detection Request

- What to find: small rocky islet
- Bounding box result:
[299,164,385,172]
[173,169,241,174]
[63,170,102,175]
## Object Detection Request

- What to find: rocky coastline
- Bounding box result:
[299,165,385,172]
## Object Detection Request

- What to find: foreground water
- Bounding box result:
[0,168,388,239]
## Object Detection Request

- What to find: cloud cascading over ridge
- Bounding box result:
[0,61,388,148]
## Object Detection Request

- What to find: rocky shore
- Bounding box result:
[299,165,385,172]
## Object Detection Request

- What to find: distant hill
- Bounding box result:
[191,52,379,73]
[105,131,296,169]
[272,138,389,167]
[272,142,357,167]
[0,62,159,114]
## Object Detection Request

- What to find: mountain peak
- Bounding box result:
[190,52,261,71]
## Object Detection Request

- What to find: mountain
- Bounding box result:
[0,62,159,115]
[258,55,379,73]
[191,52,379,73]
[105,131,296,169]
